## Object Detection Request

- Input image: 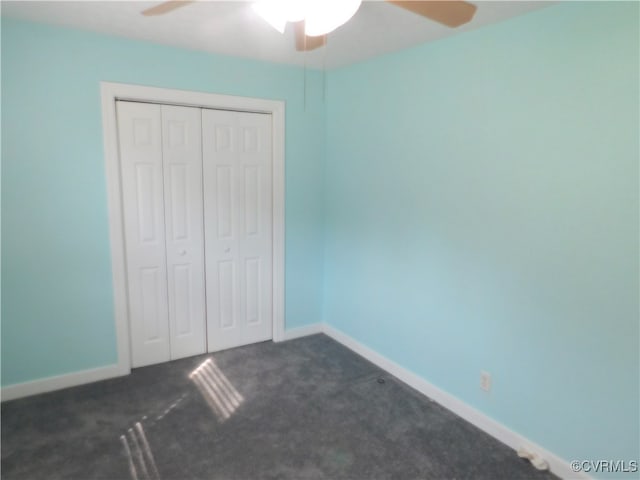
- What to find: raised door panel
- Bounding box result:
[202,109,272,352]
[161,105,207,360]
[116,101,171,368]
[237,113,272,339]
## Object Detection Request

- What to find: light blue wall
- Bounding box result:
[324,1,638,473]
[2,1,639,473]
[1,19,325,386]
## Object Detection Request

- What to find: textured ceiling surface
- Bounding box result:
[2,1,553,69]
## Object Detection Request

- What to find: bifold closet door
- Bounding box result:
[118,102,169,367]
[202,109,273,352]
[117,101,206,368]
[160,105,207,361]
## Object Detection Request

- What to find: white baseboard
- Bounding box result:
[1,322,325,401]
[1,364,128,402]
[0,321,589,480]
[322,324,589,480]
[1,322,324,401]
[280,323,324,341]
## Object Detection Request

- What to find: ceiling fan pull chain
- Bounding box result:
[322,36,327,103]
[303,32,308,112]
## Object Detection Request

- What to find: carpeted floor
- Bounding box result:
[1,334,557,480]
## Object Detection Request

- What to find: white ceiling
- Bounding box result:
[1,1,553,69]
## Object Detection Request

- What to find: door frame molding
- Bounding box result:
[100,81,286,376]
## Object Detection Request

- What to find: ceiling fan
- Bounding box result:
[141,0,478,52]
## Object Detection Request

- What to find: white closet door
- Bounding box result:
[117,101,171,367]
[161,105,207,360]
[202,109,273,352]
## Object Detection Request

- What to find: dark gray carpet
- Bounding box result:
[1,334,557,480]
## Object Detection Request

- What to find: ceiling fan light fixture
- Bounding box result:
[303,0,362,37]
[252,0,362,37]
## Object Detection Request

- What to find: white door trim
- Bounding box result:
[100,81,286,376]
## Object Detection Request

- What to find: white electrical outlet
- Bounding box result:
[480,371,492,392]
